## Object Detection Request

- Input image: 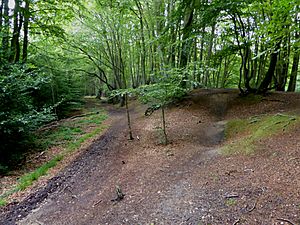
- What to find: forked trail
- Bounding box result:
[1,89,300,225]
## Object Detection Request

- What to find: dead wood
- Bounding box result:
[276,218,295,225]
[233,218,240,225]
[246,200,257,213]
[93,199,102,207]
[224,193,239,199]
[69,112,100,119]
[111,185,125,202]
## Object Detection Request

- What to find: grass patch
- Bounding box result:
[36,112,108,150]
[222,113,300,155]
[225,198,237,206]
[66,126,106,152]
[0,109,108,206]
[37,126,84,149]
[0,198,6,207]
[77,113,108,125]
[239,94,264,104]
[16,155,63,191]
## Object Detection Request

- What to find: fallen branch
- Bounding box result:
[247,200,257,213]
[70,112,100,120]
[38,121,60,132]
[63,186,79,200]
[38,111,101,132]
[262,98,286,103]
[111,185,125,202]
[93,199,102,207]
[276,218,295,225]
[225,193,239,199]
[233,218,240,225]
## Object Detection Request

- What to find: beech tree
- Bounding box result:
[67,0,299,94]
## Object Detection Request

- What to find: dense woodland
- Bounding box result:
[0,0,299,170]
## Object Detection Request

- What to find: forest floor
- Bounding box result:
[1,89,300,225]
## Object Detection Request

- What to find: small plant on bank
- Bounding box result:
[137,69,186,145]
[111,89,135,140]
[0,198,6,207]
[225,198,237,206]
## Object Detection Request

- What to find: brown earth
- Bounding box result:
[0,89,300,225]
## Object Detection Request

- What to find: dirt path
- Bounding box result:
[1,90,300,225]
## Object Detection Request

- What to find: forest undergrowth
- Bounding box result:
[0,98,108,207]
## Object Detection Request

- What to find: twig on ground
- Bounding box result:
[276,218,295,225]
[225,170,238,176]
[225,193,239,199]
[247,200,257,213]
[63,186,78,199]
[233,218,240,225]
[262,99,285,103]
[70,112,100,119]
[111,185,125,202]
[288,157,299,162]
[93,199,102,207]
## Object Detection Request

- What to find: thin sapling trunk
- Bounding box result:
[125,93,134,140]
[161,104,168,145]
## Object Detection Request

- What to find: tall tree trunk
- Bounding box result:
[135,0,147,85]
[179,0,194,88]
[22,0,30,62]
[125,93,134,140]
[204,22,216,87]
[256,44,266,87]
[179,1,194,68]
[258,42,280,93]
[10,0,22,63]
[161,105,168,145]
[199,26,205,83]
[1,0,9,60]
[0,0,4,29]
[251,41,259,86]
[287,51,299,92]
[287,13,299,92]
[192,37,197,86]
[276,34,290,91]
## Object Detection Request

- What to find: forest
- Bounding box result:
[0,0,299,172]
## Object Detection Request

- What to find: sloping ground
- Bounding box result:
[1,89,300,225]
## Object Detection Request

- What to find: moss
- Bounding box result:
[239,94,264,104]
[0,198,6,207]
[222,113,300,155]
[225,198,237,206]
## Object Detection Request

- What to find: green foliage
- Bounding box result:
[0,164,9,175]
[30,40,86,118]
[0,198,6,207]
[225,198,237,206]
[223,114,300,155]
[67,126,107,152]
[0,110,108,202]
[137,69,187,106]
[36,113,108,150]
[16,155,63,191]
[77,113,107,125]
[0,65,55,170]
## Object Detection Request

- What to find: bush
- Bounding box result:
[0,64,55,171]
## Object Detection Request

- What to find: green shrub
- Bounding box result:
[0,65,55,173]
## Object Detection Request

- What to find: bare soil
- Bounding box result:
[1,89,300,225]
